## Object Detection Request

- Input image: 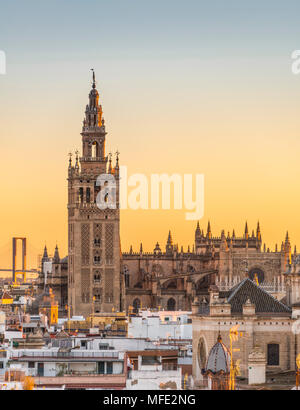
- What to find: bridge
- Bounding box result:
[0,238,40,284]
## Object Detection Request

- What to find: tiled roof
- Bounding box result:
[227,278,291,314]
[205,337,231,374]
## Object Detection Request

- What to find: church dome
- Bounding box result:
[205,333,231,375]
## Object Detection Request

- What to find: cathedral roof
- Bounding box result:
[227,278,291,315]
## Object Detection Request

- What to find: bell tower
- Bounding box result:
[68,71,122,317]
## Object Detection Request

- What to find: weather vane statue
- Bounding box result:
[91,68,96,87]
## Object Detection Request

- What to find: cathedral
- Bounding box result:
[38,74,297,317]
[123,223,292,313]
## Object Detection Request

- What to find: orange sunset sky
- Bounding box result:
[1,1,300,271]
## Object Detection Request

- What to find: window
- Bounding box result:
[94,238,101,247]
[98,362,105,374]
[99,343,109,350]
[107,362,113,374]
[267,344,279,366]
[79,188,84,204]
[133,298,141,314]
[86,188,91,203]
[0,362,3,369]
[94,273,101,283]
[94,255,101,264]
[28,362,35,369]
[167,298,176,311]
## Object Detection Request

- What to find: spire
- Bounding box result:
[256,221,261,241]
[207,221,212,240]
[75,150,79,169]
[166,231,174,254]
[68,152,72,169]
[285,231,290,244]
[244,221,249,239]
[115,150,120,169]
[91,68,96,89]
[195,222,201,238]
[43,245,48,259]
[108,152,112,173]
[83,70,103,129]
[53,245,60,264]
[42,245,49,264]
[140,243,143,254]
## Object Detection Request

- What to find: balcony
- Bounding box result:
[80,156,107,163]
[11,350,121,361]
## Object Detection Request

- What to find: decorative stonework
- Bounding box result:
[105,268,114,303]
[81,269,90,303]
[105,223,114,264]
[81,223,90,266]
[68,74,121,316]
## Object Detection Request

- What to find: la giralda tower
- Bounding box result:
[67,71,123,317]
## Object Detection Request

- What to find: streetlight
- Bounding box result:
[296,353,300,390]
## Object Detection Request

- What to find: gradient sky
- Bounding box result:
[1,0,300,270]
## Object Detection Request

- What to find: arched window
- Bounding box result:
[267,344,279,366]
[79,188,84,204]
[94,271,101,283]
[123,265,130,288]
[166,280,177,289]
[133,298,141,313]
[86,188,91,203]
[249,268,265,284]
[92,142,99,158]
[167,298,176,311]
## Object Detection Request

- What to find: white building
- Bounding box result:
[126,350,182,390]
[128,310,192,340]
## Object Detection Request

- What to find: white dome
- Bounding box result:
[205,334,231,374]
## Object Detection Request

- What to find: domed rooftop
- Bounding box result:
[205,333,231,375]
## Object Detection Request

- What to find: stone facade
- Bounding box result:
[41,77,300,318]
[37,246,68,314]
[67,73,122,317]
[122,224,293,312]
[192,279,300,384]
